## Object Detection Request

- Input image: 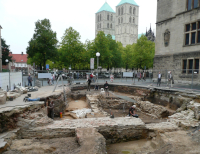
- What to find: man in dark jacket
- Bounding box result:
[129,105,138,118]
[48,101,54,120]
[87,78,92,91]
[27,74,32,86]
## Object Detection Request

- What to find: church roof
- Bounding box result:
[117,0,139,6]
[138,33,144,39]
[97,2,115,13]
[105,34,115,40]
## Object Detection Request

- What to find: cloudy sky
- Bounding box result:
[0,0,157,54]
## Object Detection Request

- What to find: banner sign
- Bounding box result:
[46,64,49,70]
[123,72,133,77]
[38,73,51,79]
[110,74,114,82]
[90,58,94,69]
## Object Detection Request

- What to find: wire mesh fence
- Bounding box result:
[20,69,200,91]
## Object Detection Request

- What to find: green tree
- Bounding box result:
[1,38,12,65]
[122,44,134,71]
[133,35,155,69]
[26,18,58,70]
[59,27,84,70]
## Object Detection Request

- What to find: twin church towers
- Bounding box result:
[95,0,139,47]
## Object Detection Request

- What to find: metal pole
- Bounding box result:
[97,56,99,83]
[134,70,135,84]
[9,70,11,90]
[191,67,194,89]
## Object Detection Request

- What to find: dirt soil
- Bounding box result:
[3,137,80,154]
[107,130,200,154]
[103,109,167,124]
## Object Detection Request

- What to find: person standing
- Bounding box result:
[167,71,173,88]
[27,74,32,87]
[48,101,54,120]
[87,78,92,91]
[51,74,54,84]
[142,71,146,81]
[104,81,109,96]
[157,72,162,86]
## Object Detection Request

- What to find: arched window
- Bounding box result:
[129,17,131,23]
[100,23,101,28]
[133,8,136,15]
[107,14,109,20]
[133,18,135,23]
[121,17,123,23]
[118,18,120,24]
[118,8,120,15]
[107,23,109,28]
[100,14,101,21]
[130,6,132,14]
[111,14,113,21]
[97,24,99,29]
[110,23,112,29]
[98,15,99,22]
[121,7,123,15]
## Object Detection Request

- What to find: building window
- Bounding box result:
[130,7,132,14]
[98,15,99,22]
[100,14,101,21]
[97,24,99,29]
[187,0,199,10]
[107,14,109,20]
[133,18,135,24]
[133,7,136,15]
[182,60,187,73]
[107,23,109,28]
[118,18,120,24]
[198,31,200,43]
[100,23,101,28]
[121,7,123,15]
[121,17,123,23]
[129,17,131,23]
[111,15,113,21]
[184,22,200,45]
[189,59,193,74]
[118,8,120,15]
[110,24,112,29]
[191,32,196,44]
[194,0,199,8]
[195,59,199,73]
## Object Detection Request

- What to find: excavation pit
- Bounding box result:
[1,84,200,154]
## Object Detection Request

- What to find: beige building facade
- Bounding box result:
[95,0,139,47]
[154,0,200,83]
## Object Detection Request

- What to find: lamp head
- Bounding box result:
[96,52,100,57]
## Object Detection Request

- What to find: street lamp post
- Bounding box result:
[5,59,10,90]
[96,52,100,83]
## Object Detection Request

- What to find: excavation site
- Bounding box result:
[0,84,200,154]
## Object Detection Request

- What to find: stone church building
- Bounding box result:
[95,0,139,47]
[154,0,200,83]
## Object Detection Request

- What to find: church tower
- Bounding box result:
[95,2,116,38]
[115,0,139,47]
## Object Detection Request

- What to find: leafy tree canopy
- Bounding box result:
[1,38,12,65]
[26,18,58,70]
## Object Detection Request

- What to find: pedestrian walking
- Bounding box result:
[157,72,162,86]
[27,74,32,86]
[90,74,93,82]
[87,78,92,91]
[104,81,109,96]
[137,72,141,81]
[51,75,54,84]
[142,72,146,81]
[167,71,173,88]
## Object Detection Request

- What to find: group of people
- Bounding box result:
[157,71,174,87]
[137,72,146,81]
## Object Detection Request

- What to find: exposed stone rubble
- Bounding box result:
[76,128,106,154]
[169,109,199,128]
[187,101,200,120]
[0,90,7,105]
[87,94,108,117]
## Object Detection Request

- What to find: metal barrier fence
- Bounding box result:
[20,69,200,91]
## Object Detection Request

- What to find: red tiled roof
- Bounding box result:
[11,53,28,63]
